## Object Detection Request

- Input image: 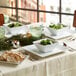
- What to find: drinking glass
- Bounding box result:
[29,25,43,37]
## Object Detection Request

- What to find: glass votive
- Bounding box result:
[29,25,43,38]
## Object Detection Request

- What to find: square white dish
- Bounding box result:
[47,26,69,36]
[3,22,28,35]
[47,23,69,36]
[22,45,65,57]
[50,32,72,40]
[43,27,72,40]
[33,38,58,53]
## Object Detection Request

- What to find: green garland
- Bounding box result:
[0,38,12,51]
[8,34,42,46]
[0,34,43,51]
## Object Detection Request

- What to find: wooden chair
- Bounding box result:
[73,10,76,27]
[0,14,4,26]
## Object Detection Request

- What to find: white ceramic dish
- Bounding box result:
[51,33,71,40]
[3,22,28,35]
[43,27,72,40]
[47,25,69,36]
[33,38,58,53]
[0,54,29,65]
[22,45,65,57]
[0,49,29,65]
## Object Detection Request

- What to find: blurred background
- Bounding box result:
[0,0,75,26]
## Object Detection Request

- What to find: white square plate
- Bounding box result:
[51,32,71,40]
[43,27,73,40]
[22,45,65,57]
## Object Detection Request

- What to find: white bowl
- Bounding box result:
[3,22,28,35]
[33,38,58,53]
[47,25,69,36]
[10,25,28,35]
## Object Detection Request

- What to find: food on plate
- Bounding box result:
[47,23,68,36]
[40,39,55,45]
[8,22,22,28]
[33,38,57,52]
[49,24,66,30]
[0,51,25,63]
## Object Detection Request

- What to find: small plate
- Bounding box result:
[22,45,65,57]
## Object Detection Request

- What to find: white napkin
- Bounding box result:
[64,40,76,50]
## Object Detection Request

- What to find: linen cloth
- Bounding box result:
[46,52,76,76]
[0,51,76,76]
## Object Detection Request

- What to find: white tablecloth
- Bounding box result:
[0,32,76,76]
[0,51,76,76]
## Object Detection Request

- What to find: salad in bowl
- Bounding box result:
[33,38,58,53]
[3,22,28,35]
[47,23,68,36]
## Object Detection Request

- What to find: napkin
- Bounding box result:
[64,40,76,50]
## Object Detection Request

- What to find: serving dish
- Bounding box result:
[43,27,72,40]
[49,32,71,40]
[33,38,58,53]
[47,23,69,36]
[3,22,28,35]
[22,45,65,58]
[0,51,29,65]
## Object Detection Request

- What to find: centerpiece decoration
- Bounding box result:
[0,32,43,51]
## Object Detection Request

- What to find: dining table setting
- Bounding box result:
[0,22,76,76]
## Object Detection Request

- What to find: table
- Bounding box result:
[0,26,76,76]
[0,49,76,76]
